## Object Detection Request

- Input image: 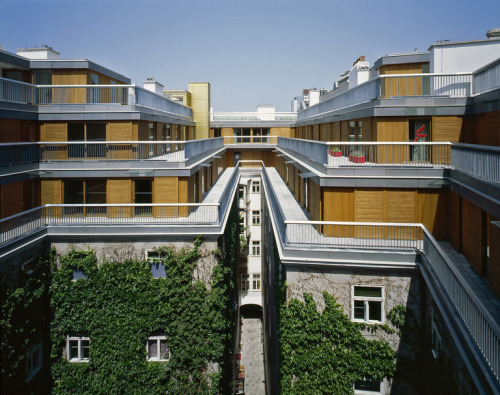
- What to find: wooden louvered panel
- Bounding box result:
[107,179,131,217]
[0,119,19,142]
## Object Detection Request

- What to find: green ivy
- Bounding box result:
[279,292,396,394]
[1,252,54,394]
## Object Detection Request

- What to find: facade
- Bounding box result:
[1,33,500,394]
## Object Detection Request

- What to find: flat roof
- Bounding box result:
[428,37,500,50]
[373,52,430,70]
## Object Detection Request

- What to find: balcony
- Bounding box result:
[298,58,500,122]
[0,79,193,120]
[277,137,500,185]
[0,165,239,247]
[0,138,224,168]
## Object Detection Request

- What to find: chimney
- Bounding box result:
[143,78,164,95]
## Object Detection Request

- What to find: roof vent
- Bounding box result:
[486,28,500,38]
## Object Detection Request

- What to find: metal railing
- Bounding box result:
[0,78,36,104]
[423,228,500,382]
[278,138,452,167]
[0,203,221,245]
[135,87,193,118]
[223,136,278,144]
[0,142,40,166]
[299,73,473,121]
[0,81,192,119]
[380,73,472,98]
[38,141,186,161]
[451,143,500,184]
[299,78,380,120]
[37,84,130,105]
[473,58,500,95]
[185,137,223,159]
[284,221,423,250]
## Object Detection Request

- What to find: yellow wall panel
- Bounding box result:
[41,179,62,205]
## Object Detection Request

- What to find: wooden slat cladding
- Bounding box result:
[0,119,20,142]
[321,187,448,239]
[41,179,62,218]
[41,122,67,141]
[0,181,23,218]
[153,177,179,217]
[52,70,87,85]
[107,179,132,217]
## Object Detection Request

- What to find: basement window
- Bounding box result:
[354,377,383,393]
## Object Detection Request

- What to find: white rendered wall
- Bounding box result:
[430,40,500,73]
[143,80,165,95]
[17,48,60,60]
[257,105,276,121]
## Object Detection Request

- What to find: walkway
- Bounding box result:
[239,317,265,395]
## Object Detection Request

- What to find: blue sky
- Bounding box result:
[1,0,498,111]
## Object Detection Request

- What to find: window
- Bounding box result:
[238,185,245,199]
[63,179,106,215]
[252,180,260,194]
[67,336,89,362]
[72,268,87,281]
[147,251,167,279]
[241,273,261,292]
[26,343,42,382]
[147,335,169,361]
[431,313,441,359]
[252,274,261,290]
[352,286,383,323]
[134,179,153,215]
[239,212,245,235]
[241,274,250,291]
[252,240,261,256]
[354,377,382,393]
[252,210,261,225]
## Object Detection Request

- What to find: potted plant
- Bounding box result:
[349,150,365,163]
[328,146,342,157]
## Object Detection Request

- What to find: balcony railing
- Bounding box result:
[0,79,192,119]
[423,228,500,383]
[299,73,473,121]
[284,220,423,250]
[0,142,40,166]
[451,143,500,184]
[0,78,35,104]
[278,138,452,167]
[0,138,223,165]
[0,203,221,245]
[473,58,500,95]
[223,136,278,144]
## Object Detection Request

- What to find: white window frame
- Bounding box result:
[241,274,250,292]
[25,343,42,382]
[67,336,90,363]
[252,210,261,225]
[147,335,170,362]
[352,285,384,324]
[252,180,260,193]
[252,273,261,291]
[252,240,261,256]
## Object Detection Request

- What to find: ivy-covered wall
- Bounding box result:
[279,292,397,394]
[1,203,240,394]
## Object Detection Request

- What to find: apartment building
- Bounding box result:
[1,32,499,394]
